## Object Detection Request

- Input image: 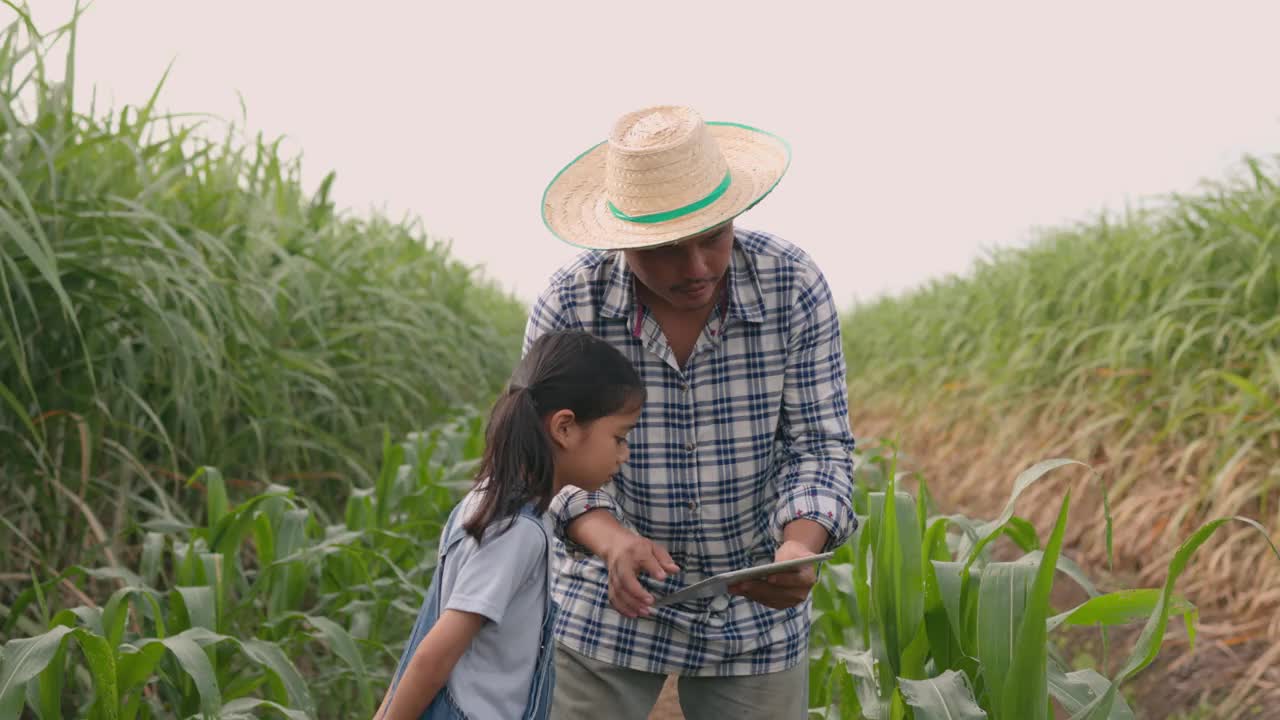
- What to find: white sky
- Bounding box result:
[23,1,1280,307]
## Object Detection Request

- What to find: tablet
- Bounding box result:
[651,552,837,607]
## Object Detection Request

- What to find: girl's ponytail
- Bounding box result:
[463,385,555,540]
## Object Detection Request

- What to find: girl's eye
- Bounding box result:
[615,436,629,446]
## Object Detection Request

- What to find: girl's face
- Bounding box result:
[550,405,641,492]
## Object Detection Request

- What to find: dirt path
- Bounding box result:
[647,677,683,720]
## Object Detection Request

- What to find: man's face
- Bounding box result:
[623,222,734,311]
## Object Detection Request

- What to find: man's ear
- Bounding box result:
[546,409,577,450]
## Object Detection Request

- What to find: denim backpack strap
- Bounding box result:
[379,502,469,720]
[518,505,558,720]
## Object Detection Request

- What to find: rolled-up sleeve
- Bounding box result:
[548,485,623,556]
[770,269,857,550]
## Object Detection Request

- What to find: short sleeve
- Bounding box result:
[444,519,547,624]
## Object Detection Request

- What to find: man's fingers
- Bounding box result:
[617,572,654,605]
[732,579,808,609]
[637,553,670,582]
[765,569,815,588]
[609,578,653,618]
[654,546,681,574]
[610,592,647,619]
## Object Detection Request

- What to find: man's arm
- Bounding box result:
[732,267,856,609]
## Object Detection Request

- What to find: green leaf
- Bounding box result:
[1004,492,1071,720]
[0,624,119,720]
[974,559,1035,714]
[172,586,217,633]
[116,642,167,693]
[218,697,311,719]
[1047,589,1196,636]
[922,520,965,674]
[303,614,373,714]
[963,459,1087,573]
[852,516,873,648]
[869,487,924,680]
[1075,516,1280,719]
[898,670,988,719]
[931,561,968,652]
[1048,666,1134,720]
[103,587,166,649]
[70,630,119,720]
[1002,517,1041,552]
[157,632,222,718]
[140,532,166,588]
[238,639,315,717]
[374,432,405,529]
[195,466,230,531]
[831,646,884,720]
[0,625,76,718]
[167,628,314,718]
[1216,370,1278,410]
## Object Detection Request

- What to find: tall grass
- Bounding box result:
[842,156,1279,478]
[0,9,526,579]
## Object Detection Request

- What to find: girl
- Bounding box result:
[374,330,646,720]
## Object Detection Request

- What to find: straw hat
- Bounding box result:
[541,105,791,250]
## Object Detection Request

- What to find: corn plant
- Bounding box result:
[0,413,485,719]
[808,450,1280,719]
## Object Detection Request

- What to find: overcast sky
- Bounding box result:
[23,1,1280,307]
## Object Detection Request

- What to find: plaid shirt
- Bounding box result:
[523,228,856,676]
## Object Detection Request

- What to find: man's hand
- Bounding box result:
[602,532,681,618]
[728,541,820,609]
[730,518,828,610]
[566,509,680,619]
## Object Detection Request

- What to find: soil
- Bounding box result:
[648,677,683,720]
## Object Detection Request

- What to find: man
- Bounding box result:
[525,105,855,719]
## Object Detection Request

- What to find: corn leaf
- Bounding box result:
[0,625,76,718]
[869,488,923,680]
[1047,589,1196,638]
[1003,492,1071,720]
[974,559,1035,714]
[219,696,311,719]
[1048,665,1135,720]
[1074,516,1280,719]
[898,670,988,720]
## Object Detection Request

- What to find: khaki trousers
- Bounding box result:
[550,643,808,720]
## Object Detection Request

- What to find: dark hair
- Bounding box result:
[463,330,645,540]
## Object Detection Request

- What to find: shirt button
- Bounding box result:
[682,383,690,393]
[685,441,697,453]
[686,500,698,511]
